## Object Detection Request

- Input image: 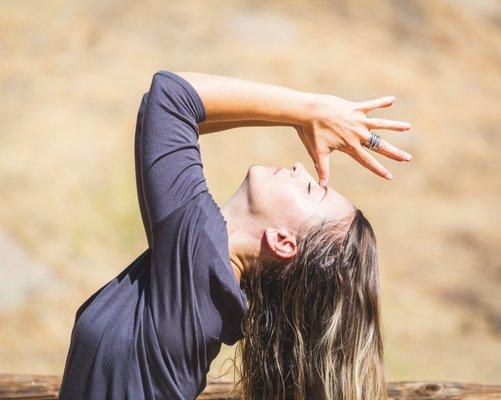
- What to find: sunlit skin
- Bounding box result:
[178,71,412,282]
[221,161,355,282]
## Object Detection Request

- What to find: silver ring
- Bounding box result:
[364,132,382,150]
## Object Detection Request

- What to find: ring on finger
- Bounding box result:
[364,132,382,150]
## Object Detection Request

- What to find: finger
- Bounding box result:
[370,139,412,162]
[316,152,330,186]
[297,128,330,183]
[297,129,316,164]
[355,96,395,112]
[297,129,323,178]
[350,146,393,180]
[359,131,412,161]
[360,117,410,131]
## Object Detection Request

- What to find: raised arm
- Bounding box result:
[198,120,298,134]
[177,71,412,184]
[139,71,208,234]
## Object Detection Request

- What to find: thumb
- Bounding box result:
[316,153,330,186]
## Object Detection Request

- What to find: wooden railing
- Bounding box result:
[1,374,500,399]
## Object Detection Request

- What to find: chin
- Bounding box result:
[245,164,269,212]
[248,163,274,176]
[246,164,259,192]
[247,164,271,189]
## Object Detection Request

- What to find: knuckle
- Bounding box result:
[354,127,367,136]
[344,140,359,152]
[353,111,366,121]
[346,140,357,149]
[359,156,370,167]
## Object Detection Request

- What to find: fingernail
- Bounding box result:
[386,172,394,180]
[319,178,326,186]
[404,154,412,161]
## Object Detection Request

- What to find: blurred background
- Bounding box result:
[0,0,500,383]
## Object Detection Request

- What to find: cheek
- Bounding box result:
[269,181,312,220]
[248,167,312,222]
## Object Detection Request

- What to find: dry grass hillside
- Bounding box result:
[0,0,500,383]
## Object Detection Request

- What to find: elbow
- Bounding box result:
[173,71,197,82]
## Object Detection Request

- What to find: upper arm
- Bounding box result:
[140,71,208,230]
[134,92,152,246]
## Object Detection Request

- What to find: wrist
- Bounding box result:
[289,91,320,126]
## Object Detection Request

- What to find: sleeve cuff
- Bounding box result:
[155,70,207,123]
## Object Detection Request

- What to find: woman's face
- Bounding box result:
[246,161,354,234]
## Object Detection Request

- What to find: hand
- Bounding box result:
[296,93,412,185]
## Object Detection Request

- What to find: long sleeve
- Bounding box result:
[134,92,152,246]
[139,70,208,236]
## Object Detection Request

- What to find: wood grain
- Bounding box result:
[0,374,500,399]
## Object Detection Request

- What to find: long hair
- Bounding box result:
[235,208,385,400]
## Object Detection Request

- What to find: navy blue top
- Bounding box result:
[59,71,248,400]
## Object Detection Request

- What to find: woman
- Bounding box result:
[59,70,411,400]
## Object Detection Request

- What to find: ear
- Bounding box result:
[264,227,297,261]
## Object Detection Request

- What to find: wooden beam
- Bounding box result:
[0,374,59,400]
[0,374,500,399]
[387,381,501,399]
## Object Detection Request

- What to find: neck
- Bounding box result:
[221,191,261,284]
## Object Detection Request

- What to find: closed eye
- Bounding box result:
[308,181,328,203]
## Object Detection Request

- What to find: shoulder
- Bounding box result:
[191,193,229,253]
[151,191,225,245]
[188,194,241,283]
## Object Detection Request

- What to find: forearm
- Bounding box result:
[174,70,412,183]
[176,71,316,127]
[197,119,298,135]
